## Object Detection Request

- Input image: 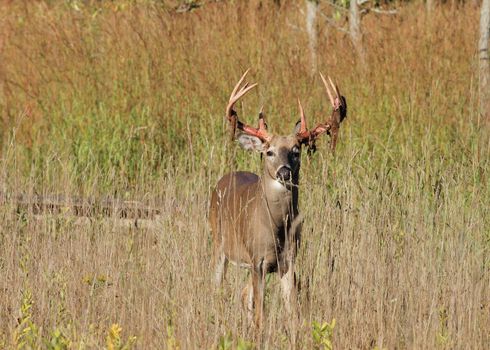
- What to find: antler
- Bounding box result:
[226,70,271,142]
[296,73,347,151]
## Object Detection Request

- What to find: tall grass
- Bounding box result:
[0,1,488,348]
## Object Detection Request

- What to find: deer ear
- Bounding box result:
[237,133,267,153]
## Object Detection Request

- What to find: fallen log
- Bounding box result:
[0,191,162,223]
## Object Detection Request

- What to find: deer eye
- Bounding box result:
[266,150,275,157]
[291,146,300,155]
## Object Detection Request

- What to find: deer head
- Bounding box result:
[225,70,347,187]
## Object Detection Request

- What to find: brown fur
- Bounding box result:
[209,134,303,327]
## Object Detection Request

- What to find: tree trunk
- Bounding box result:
[349,0,366,67]
[426,0,435,13]
[0,22,5,126]
[480,0,490,122]
[305,0,318,75]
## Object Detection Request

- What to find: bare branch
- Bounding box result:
[319,12,350,35]
[358,0,370,6]
[479,0,490,121]
[371,8,398,15]
[361,8,398,16]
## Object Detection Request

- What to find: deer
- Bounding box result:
[209,70,347,327]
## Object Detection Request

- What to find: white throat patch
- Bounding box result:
[272,179,286,190]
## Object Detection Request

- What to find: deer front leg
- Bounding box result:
[252,261,266,328]
[213,252,228,285]
[241,278,253,322]
[212,241,228,286]
[280,265,298,314]
[281,214,301,313]
[280,263,299,348]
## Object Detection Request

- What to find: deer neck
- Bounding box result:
[261,173,299,228]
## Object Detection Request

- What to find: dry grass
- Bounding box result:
[0,0,488,348]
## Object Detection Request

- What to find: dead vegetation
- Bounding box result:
[0,1,488,348]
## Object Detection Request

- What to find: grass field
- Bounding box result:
[0,1,489,348]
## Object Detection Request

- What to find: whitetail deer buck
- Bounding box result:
[209,70,346,327]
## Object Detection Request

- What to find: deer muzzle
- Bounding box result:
[276,166,292,182]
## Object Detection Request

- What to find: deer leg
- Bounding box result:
[252,260,266,328]
[281,263,299,347]
[241,278,254,322]
[213,246,228,285]
[280,264,298,314]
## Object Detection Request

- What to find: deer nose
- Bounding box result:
[276,166,292,181]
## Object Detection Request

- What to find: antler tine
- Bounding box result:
[240,105,271,142]
[258,106,267,131]
[225,71,271,142]
[226,70,257,120]
[297,98,307,134]
[296,97,329,144]
[320,72,336,108]
[233,82,258,105]
[327,75,338,99]
[297,73,346,151]
[230,69,250,100]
